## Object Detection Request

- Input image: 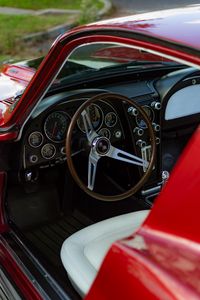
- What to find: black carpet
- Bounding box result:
[25,210,93,267]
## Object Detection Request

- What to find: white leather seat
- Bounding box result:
[60,210,149,297]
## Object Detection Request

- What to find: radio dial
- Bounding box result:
[134,127,144,136]
[151,101,161,110]
[128,107,138,116]
[29,154,38,164]
[136,140,146,148]
[152,123,160,132]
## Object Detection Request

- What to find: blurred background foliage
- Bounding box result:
[0,0,103,62]
[0,0,83,10]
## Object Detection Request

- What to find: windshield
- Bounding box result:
[18,43,181,88]
[53,43,179,86]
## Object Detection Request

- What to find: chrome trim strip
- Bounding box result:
[0,236,51,300]
[8,232,70,300]
[0,268,21,300]
[141,185,161,196]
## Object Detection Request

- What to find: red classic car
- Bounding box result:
[1,5,200,300]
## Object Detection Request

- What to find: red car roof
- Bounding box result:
[77,6,200,51]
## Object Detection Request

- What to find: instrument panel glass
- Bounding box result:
[44,111,70,143]
[77,104,103,132]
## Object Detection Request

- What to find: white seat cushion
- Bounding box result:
[60,210,149,297]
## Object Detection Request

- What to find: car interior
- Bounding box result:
[2,42,200,299]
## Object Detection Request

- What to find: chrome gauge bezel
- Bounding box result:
[77,103,104,133]
[136,105,155,129]
[105,112,118,127]
[28,131,44,148]
[41,143,56,160]
[98,128,111,139]
[44,111,70,143]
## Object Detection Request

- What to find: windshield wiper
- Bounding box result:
[98,60,183,71]
[50,61,185,90]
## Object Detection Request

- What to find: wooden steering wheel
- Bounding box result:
[66,93,156,201]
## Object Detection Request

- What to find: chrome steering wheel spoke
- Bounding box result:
[107,145,149,168]
[88,150,100,191]
[81,109,98,144]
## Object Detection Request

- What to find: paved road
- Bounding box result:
[112,0,200,15]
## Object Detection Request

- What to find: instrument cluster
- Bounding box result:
[23,100,123,169]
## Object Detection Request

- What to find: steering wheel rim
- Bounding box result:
[66,93,156,201]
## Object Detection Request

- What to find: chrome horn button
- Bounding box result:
[92,137,110,156]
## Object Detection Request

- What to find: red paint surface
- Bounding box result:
[2,64,35,83]
[0,239,43,300]
[86,127,200,299]
[143,125,200,243]
[92,46,172,62]
[86,240,200,300]
[0,172,8,233]
[0,131,18,141]
[80,6,200,51]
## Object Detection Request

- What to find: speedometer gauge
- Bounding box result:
[44,111,70,143]
[77,104,103,132]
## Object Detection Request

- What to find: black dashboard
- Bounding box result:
[19,66,200,199]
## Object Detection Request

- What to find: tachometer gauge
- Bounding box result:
[77,104,103,132]
[105,112,117,127]
[41,144,56,159]
[44,111,70,143]
[136,105,154,129]
[28,131,43,148]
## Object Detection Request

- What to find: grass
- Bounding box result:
[0,14,71,56]
[0,0,82,10]
[0,0,103,10]
[0,0,104,62]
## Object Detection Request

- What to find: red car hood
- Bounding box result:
[0,64,35,122]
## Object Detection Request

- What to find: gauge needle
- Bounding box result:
[52,122,57,137]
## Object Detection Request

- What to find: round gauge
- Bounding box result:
[105,112,117,127]
[41,144,56,159]
[98,128,111,139]
[28,131,43,148]
[44,111,70,143]
[77,104,103,132]
[136,105,154,129]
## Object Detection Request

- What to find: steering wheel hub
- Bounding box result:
[92,136,110,156]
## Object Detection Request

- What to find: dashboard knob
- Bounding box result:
[136,139,146,148]
[29,154,38,164]
[134,127,144,136]
[114,130,122,139]
[127,106,138,116]
[60,147,66,155]
[162,170,170,184]
[151,101,161,110]
[156,137,160,144]
[152,123,160,132]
